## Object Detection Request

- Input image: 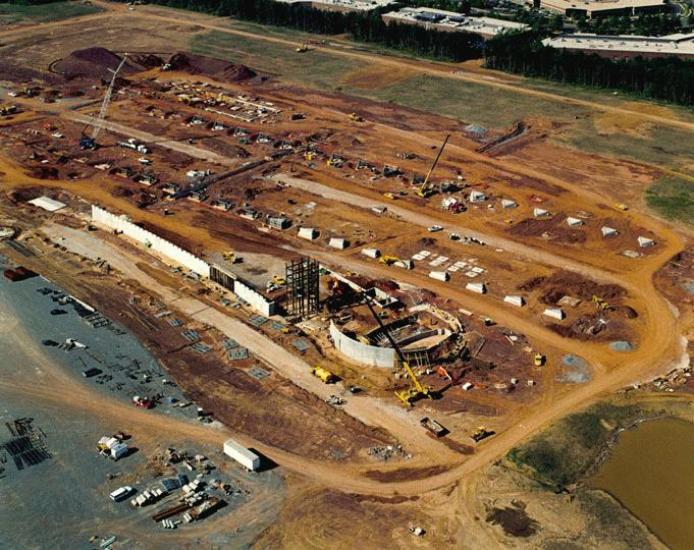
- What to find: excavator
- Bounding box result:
[363,293,435,406]
[417,134,450,199]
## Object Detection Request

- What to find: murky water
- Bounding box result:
[589,417,694,549]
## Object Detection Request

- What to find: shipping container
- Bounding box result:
[223,439,261,471]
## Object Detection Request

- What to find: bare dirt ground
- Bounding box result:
[0,3,693,547]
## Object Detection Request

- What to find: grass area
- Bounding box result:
[190,30,363,91]
[0,1,101,24]
[646,176,694,224]
[190,30,587,129]
[575,490,652,548]
[522,77,694,125]
[506,402,642,490]
[353,74,586,129]
[556,116,694,170]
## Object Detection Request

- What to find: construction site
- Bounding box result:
[1,2,693,548]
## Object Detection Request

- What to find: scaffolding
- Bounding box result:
[286,258,320,318]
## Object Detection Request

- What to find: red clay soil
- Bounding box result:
[53,47,149,80]
[521,270,626,305]
[166,52,257,83]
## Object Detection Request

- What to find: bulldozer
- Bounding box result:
[363,293,434,406]
[378,255,400,266]
[470,426,495,443]
[417,134,450,199]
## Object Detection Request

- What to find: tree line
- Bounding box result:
[484,31,694,106]
[111,0,484,61]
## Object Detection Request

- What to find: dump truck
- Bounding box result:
[311,366,336,384]
[420,417,448,438]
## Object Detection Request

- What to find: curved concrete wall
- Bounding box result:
[330,321,396,368]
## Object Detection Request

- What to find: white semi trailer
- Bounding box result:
[223,439,261,471]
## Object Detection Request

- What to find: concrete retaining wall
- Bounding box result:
[91,205,210,277]
[329,321,396,368]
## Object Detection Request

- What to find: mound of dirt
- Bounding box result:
[166,52,257,83]
[54,47,152,81]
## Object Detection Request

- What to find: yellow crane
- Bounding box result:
[417,134,450,199]
[363,293,434,406]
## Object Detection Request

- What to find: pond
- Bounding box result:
[589,417,694,550]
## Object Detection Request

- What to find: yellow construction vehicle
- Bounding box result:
[349,112,364,122]
[615,202,629,211]
[312,366,336,384]
[470,426,495,443]
[272,275,286,286]
[592,295,609,310]
[363,293,434,406]
[378,255,399,266]
[533,353,546,367]
[296,43,309,53]
[223,250,236,262]
[383,192,396,200]
[417,134,450,199]
[304,151,315,161]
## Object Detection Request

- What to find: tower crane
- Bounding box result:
[417,134,450,199]
[362,293,435,406]
[79,55,128,149]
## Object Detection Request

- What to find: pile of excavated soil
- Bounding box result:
[53,47,154,81]
[165,52,257,83]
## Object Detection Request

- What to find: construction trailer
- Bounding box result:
[223,439,261,471]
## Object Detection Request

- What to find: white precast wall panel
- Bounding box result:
[234,280,276,316]
[91,205,211,277]
[329,322,396,368]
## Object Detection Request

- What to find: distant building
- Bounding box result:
[275,0,396,13]
[530,0,667,18]
[543,32,694,60]
[382,8,529,38]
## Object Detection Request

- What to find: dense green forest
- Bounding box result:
[113,0,484,60]
[484,31,694,105]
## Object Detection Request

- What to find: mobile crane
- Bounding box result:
[417,134,450,199]
[362,293,435,406]
[79,55,128,149]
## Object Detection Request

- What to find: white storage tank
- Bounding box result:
[466,282,486,294]
[361,248,381,259]
[503,295,525,307]
[298,227,318,241]
[223,439,261,471]
[543,307,565,321]
[429,271,450,282]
